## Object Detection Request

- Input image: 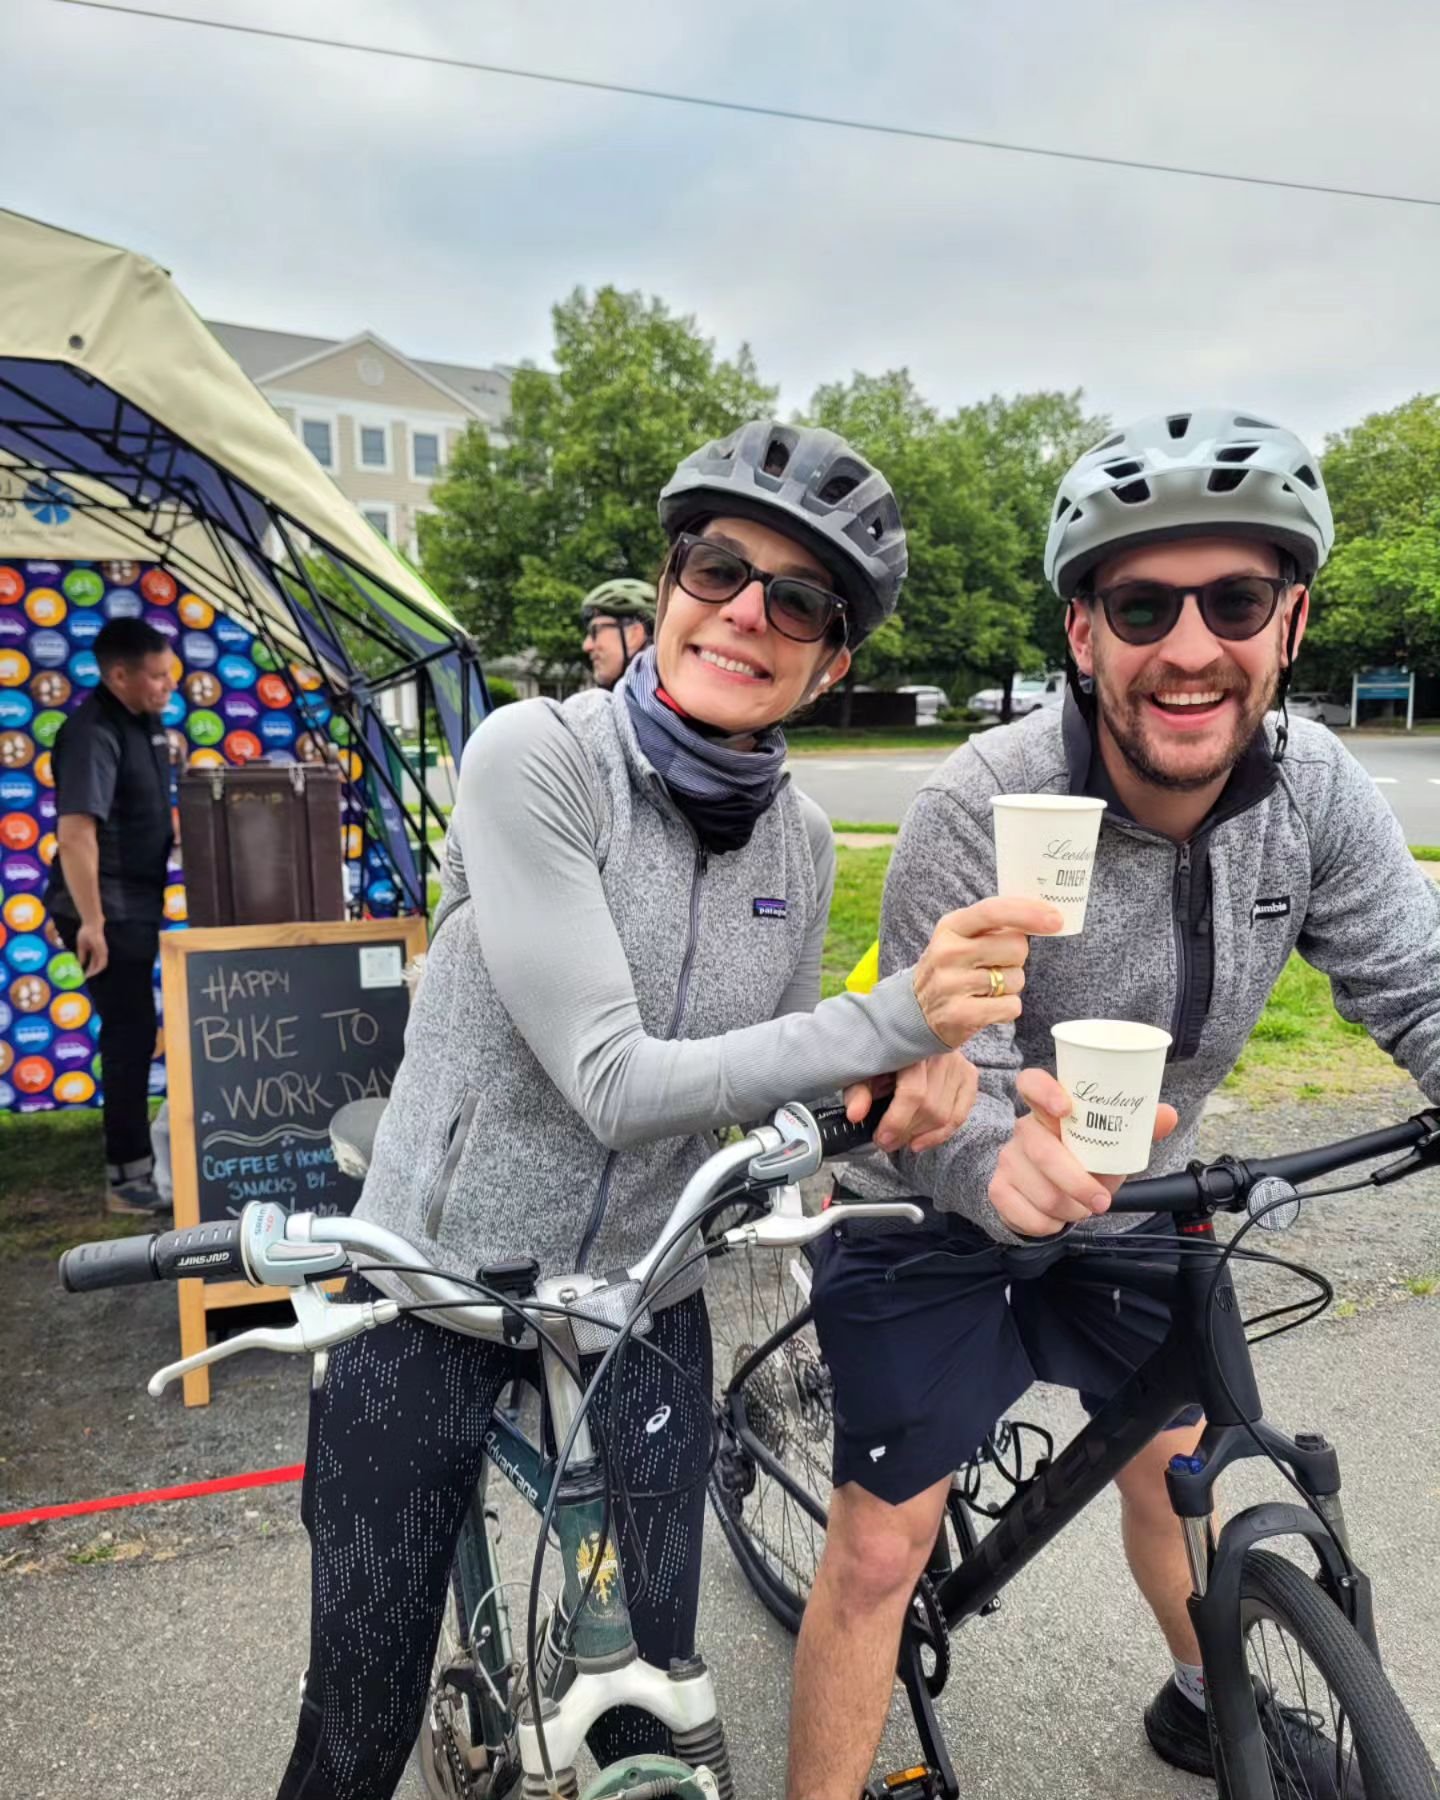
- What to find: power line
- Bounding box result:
[48,0,1440,213]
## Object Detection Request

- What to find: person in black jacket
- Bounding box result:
[47,617,176,1216]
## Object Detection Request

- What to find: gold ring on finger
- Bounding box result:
[987,966,1007,998]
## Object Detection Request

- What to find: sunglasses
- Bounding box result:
[1088,575,1293,647]
[671,533,848,645]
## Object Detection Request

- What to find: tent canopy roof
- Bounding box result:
[0,209,468,654]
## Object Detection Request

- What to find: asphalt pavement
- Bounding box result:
[3,1085,1438,1799]
[790,730,1440,840]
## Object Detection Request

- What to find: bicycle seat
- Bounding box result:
[330,1098,389,1180]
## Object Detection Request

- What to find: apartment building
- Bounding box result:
[207,322,511,556]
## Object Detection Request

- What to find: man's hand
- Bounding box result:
[842,1050,980,1155]
[76,919,109,978]
[913,898,1064,1049]
[989,1067,1179,1238]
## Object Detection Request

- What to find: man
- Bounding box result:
[788,408,1440,1798]
[47,617,177,1216]
[580,577,656,689]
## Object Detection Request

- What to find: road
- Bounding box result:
[790,730,1440,839]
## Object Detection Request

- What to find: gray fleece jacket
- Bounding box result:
[354,685,946,1305]
[845,699,1440,1241]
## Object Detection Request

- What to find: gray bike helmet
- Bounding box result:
[580,578,657,626]
[1045,408,1334,600]
[658,420,907,644]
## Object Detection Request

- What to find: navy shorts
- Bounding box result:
[809,1206,1202,1506]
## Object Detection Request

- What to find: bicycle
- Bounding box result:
[708,1106,1440,1800]
[59,1098,918,1800]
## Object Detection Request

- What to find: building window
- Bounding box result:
[300,417,335,469]
[411,430,441,480]
[358,423,390,469]
[361,504,394,541]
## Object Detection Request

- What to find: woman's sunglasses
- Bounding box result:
[670,533,848,645]
[1088,575,1293,647]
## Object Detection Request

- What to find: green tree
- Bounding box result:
[1311,395,1440,686]
[808,375,1103,711]
[420,287,775,673]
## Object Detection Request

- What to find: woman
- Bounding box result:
[277,420,1053,1798]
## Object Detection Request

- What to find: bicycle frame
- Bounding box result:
[439,1319,727,1791]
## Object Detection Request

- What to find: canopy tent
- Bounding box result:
[0,207,489,910]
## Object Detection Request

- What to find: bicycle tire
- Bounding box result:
[1215,1548,1439,1800]
[706,1233,832,1635]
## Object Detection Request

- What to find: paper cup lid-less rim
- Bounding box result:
[991,795,1107,814]
[1052,1019,1172,1054]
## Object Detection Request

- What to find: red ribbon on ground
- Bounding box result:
[0,1462,304,1529]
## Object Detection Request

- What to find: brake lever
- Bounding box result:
[146,1286,399,1397]
[1371,1109,1440,1186]
[724,1199,923,1249]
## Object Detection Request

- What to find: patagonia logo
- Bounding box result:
[753,897,788,919]
[1252,895,1292,923]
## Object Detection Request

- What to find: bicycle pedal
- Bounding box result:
[867,1765,941,1797]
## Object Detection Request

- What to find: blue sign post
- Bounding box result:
[1350,666,1415,731]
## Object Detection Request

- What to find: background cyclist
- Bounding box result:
[788,408,1440,1799]
[581,576,656,689]
[275,420,1054,1799]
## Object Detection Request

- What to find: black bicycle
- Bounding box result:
[707,1107,1440,1800]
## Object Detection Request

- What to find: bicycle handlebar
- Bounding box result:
[59,1221,248,1293]
[1111,1107,1440,1213]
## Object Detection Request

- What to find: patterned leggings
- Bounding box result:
[275,1283,712,1800]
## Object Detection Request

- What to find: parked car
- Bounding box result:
[1287,691,1350,728]
[967,671,1065,717]
[898,683,950,725]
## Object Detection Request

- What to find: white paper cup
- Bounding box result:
[991,795,1106,936]
[1051,1019,1172,1175]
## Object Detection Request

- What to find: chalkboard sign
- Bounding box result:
[160,918,427,1404]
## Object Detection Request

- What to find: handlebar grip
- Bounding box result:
[59,1233,160,1293]
[59,1221,249,1292]
[810,1094,894,1159]
[152,1221,248,1282]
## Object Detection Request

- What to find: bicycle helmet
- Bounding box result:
[658,420,907,645]
[1045,408,1334,600]
[579,578,657,626]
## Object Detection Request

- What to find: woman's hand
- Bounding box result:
[912,897,1064,1049]
[843,1049,980,1155]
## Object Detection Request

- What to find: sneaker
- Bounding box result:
[1145,1677,1365,1795]
[1144,1675,1213,1777]
[105,1177,171,1219]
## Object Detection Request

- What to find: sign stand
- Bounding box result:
[1349,667,1415,731]
[161,917,426,1405]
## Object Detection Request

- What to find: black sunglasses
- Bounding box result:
[1088,575,1293,647]
[670,533,848,645]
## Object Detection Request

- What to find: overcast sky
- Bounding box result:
[5,0,1440,451]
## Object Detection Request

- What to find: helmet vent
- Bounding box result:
[1113,479,1151,505]
[1166,414,1191,440]
[1090,432,1124,454]
[1206,468,1249,494]
[818,472,860,505]
[1104,459,1143,479]
[762,438,792,477]
[1234,415,1275,429]
[1216,445,1258,464]
[1293,464,1319,490]
[1054,492,1071,521]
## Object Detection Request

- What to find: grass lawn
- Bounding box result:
[0,1109,133,1259]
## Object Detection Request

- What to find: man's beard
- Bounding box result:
[1095,657,1280,793]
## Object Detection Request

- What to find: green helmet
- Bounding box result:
[580,578,656,627]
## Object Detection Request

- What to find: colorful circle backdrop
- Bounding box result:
[0,559,406,1114]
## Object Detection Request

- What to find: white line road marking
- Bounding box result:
[1372,776,1399,785]
[1429,778,1440,786]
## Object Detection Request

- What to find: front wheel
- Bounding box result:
[1214,1548,1439,1800]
